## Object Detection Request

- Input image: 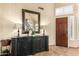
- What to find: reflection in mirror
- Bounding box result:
[25,13,38,32]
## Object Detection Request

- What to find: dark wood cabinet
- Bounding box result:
[11,36,48,56]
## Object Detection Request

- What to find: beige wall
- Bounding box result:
[0,3,55,45]
[55,3,73,8]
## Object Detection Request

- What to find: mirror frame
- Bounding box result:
[22,9,40,34]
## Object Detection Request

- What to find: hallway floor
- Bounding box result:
[33,46,79,56]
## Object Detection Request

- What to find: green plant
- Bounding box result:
[2,49,9,53]
[31,31,35,35]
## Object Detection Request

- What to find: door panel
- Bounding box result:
[56,17,68,47]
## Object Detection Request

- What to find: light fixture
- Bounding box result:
[38,7,44,10]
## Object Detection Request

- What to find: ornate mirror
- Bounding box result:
[22,9,40,34]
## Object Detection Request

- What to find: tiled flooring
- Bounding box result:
[33,46,79,56]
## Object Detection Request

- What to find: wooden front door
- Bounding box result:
[56,17,68,47]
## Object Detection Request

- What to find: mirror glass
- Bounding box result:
[25,13,38,31]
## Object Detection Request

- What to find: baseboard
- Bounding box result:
[69,47,79,48]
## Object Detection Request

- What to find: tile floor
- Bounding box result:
[33,46,79,56]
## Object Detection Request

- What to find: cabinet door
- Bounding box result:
[13,38,27,56]
[40,37,46,51]
[11,38,20,56]
[44,36,49,51]
[32,36,47,52]
[32,37,40,52]
[11,39,16,55]
[39,36,48,51]
[22,37,32,55]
